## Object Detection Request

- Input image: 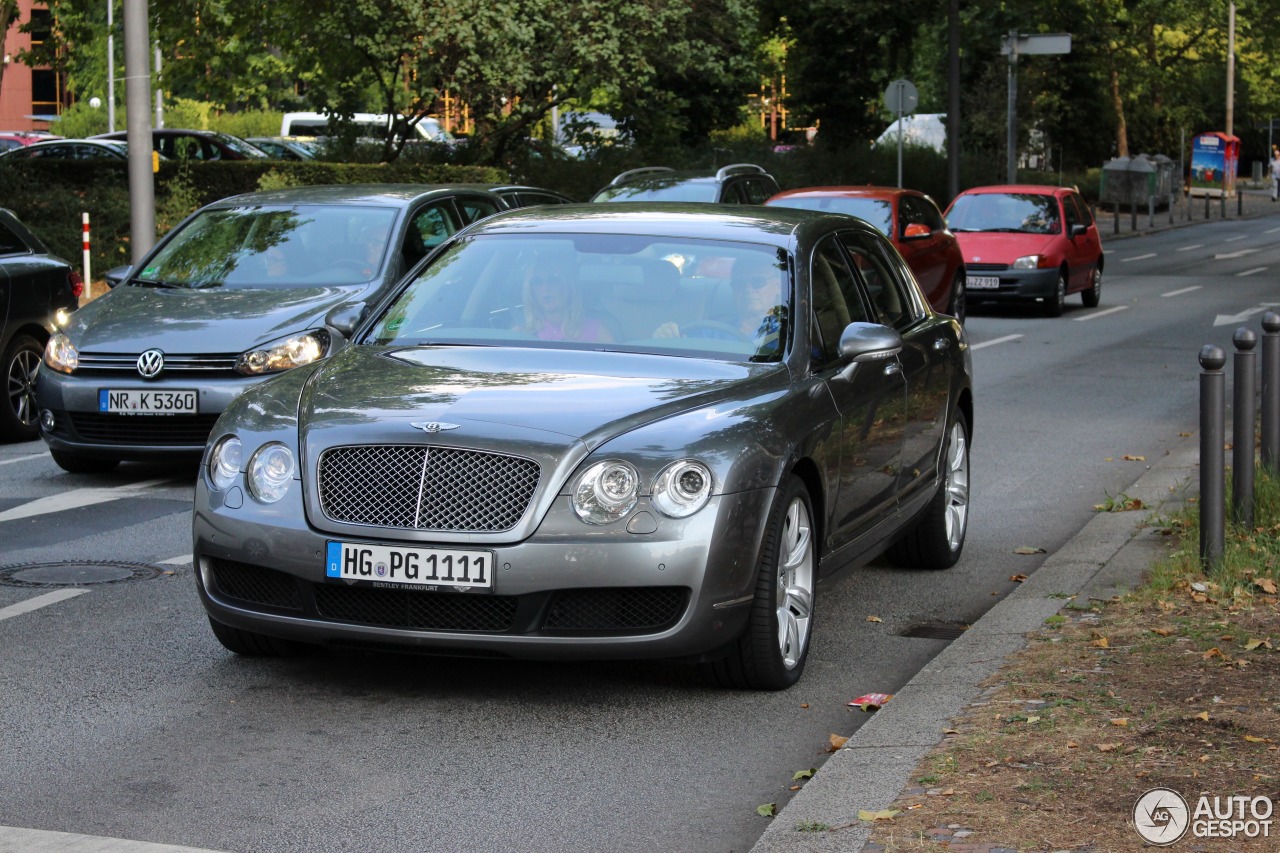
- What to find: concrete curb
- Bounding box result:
[749,435,1201,853]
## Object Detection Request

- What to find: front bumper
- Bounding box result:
[193,476,776,661]
[964,266,1058,303]
[36,370,263,460]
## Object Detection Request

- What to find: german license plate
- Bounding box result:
[99,388,198,414]
[325,541,493,590]
[969,276,1001,289]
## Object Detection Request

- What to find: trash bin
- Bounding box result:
[1101,155,1157,207]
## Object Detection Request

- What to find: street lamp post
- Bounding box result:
[106,0,115,133]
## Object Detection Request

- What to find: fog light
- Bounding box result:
[40,410,55,431]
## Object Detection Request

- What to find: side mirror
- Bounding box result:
[838,322,903,363]
[1070,223,1087,237]
[325,302,366,338]
[103,265,131,288]
[902,223,932,240]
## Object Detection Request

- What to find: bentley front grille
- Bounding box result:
[318,445,540,532]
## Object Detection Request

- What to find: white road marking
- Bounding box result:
[1163,286,1202,297]
[1266,226,1280,234]
[158,554,192,565]
[1177,244,1204,251]
[970,334,1023,351]
[1074,306,1129,321]
[1225,235,1246,242]
[0,589,88,622]
[0,478,178,524]
[1121,253,1156,262]
[1215,248,1260,259]
[0,453,46,467]
[0,825,227,852]
[1215,307,1272,326]
[1237,267,1267,277]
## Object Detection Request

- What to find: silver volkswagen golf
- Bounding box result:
[194,204,974,689]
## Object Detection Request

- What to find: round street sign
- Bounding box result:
[884,78,918,115]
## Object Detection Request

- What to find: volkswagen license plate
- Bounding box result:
[325,541,493,590]
[969,276,1001,289]
[99,389,198,414]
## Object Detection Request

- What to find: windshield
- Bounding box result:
[134,204,398,289]
[769,196,893,236]
[366,233,790,363]
[946,192,1061,234]
[593,182,719,203]
[213,132,269,158]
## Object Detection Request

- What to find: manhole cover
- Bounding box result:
[900,622,969,641]
[0,561,167,588]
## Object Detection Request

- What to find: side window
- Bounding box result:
[403,202,464,266]
[720,181,749,204]
[811,236,870,368]
[921,196,946,231]
[898,196,930,236]
[743,179,775,205]
[1062,194,1081,231]
[457,196,501,225]
[0,221,29,255]
[839,231,919,331]
[1070,193,1094,226]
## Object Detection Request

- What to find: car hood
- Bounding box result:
[953,231,1056,263]
[65,284,371,352]
[299,344,780,454]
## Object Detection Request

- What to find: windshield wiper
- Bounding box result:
[131,278,183,289]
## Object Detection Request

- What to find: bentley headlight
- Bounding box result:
[1012,254,1045,270]
[247,442,295,503]
[235,330,330,376]
[572,460,639,524]
[208,435,242,490]
[44,333,79,374]
[651,460,713,518]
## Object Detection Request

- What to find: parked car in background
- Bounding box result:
[488,185,575,207]
[245,137,319,160]
[35,183,557,472]
[0,139,130,161]
[279,112,453,143]
[0,131,57,152]
[591,164,779,204]
[192,203,973,689]
[765,186,966,322]
[93,129,269,161]
[944,184,1104,317]
[0,208,82,442]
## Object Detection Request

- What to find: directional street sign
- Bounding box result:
[1001,33,1072,56]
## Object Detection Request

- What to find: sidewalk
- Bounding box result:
[749,434,1202,853]
[1095,185,1279,241]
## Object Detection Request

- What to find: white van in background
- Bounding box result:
[279,112,452,142]
[875,113,947,154]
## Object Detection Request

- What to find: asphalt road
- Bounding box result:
[1,209,1277,853]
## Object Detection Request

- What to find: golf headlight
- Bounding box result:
[651,460,713,518]
[235,329,330,376]
[44,333,79,374]
[1012,254,1046,270]
[572,460,639,524]
[247,442,295,503]
[208,435,242,490]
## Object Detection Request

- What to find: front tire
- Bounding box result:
[887,410,970,569]
[1042,270,1067,317]
[1081,266,1102,308]
[2,333,42,442]
[947,272,966,324]
[704,476,816,690]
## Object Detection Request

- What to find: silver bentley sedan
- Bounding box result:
[194,203,974,689]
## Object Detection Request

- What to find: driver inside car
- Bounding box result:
[653,256,785,356]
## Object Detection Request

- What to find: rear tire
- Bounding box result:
[887,410,970,570]
[704,476,816,690]
[1042,270,1067,317]
[50,449,120,474]
[1081,266,1102,308]
[208,617,312,657]
[2,333,42,443]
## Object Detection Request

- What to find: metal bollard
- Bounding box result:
[1130,200,1138,231]
[1169,192,1175,225]
[1200,345,1226,569]
[1238,191,1244,216]
[1148,195,1154,228]
[1220,192,1226,218]
[1233,328,1258,528]
[1204,192,1210,219]
[1262,312,1280,472]
[1114,200,1120,235]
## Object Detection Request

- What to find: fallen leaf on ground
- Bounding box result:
[1195,711,1211,721]
[1091,638,1110,648]
[858,809,901,822]
[1243,735,1271,743]
[1203,647,1225,659]
[756,803,776,817]
[792,768,815,782]
[1066,741,1079,749]
[1026,715,1041,723]
[1255,578,1278,594]
[866,615,883,623]
[1014,547,1047,555]
[1244,638,1273,651]
[1010,574,1028,582]
[1152,628,1173,636]
[827,734,848,751]
[1096,743,1120,752]
[1122,454,1146,461]
[1111,718,1129,726]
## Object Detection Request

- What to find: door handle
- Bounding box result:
[933,337,950,351]
[883,361,901,376]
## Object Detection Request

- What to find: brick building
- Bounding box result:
[0,0,65,131]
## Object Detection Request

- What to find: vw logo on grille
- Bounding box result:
[136,349,165,379]
[410,421,460,434]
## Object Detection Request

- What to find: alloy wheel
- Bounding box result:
[775,496,815,669]
[944,419,970,550]
[7,346,39,428]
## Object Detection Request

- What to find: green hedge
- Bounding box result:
[0,159,506,282]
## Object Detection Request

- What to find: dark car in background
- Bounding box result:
[0,139,131,161]
[944,184,1104,317]
[245,137,320,160]
[591,164,779,204]
[0,208,82,442]
[765,186,967,322]
[93,129,270,161]
[192,203,973,689]
[35,183,537,472]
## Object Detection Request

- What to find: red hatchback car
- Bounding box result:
[943,184,1104,317]
[765,186,967,322]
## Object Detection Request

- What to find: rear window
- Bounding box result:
[767,196,893,236]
